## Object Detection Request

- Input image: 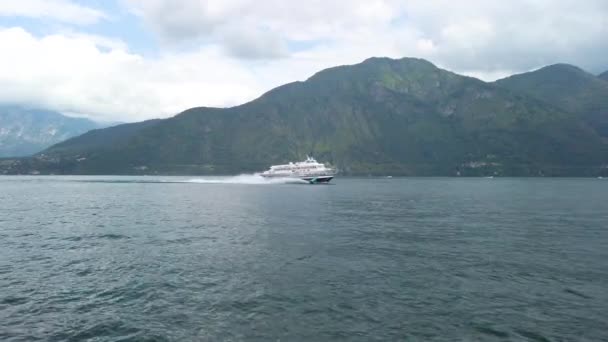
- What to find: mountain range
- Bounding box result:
[0,107,101,158]
[1,57,608,176]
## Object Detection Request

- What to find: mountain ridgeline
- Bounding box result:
[2,57,608,176]
[495,64,608,138]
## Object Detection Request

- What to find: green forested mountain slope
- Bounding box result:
[3,58,607,176]
[495,64,608,137]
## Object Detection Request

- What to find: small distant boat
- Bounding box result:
[260,156,336,184]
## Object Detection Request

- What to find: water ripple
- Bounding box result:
[0,176,607,341]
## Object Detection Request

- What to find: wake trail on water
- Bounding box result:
[181,174,309,185]
[63,174,310,185]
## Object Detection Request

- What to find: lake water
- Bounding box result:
[1,176,607,341]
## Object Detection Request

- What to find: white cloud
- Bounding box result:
[400,0,608,73]
[222,27,288,59]
[0,25,431,123]
[0,0,607,122]
[0,27,262,122]
[127,0,608,72]
[126,0,404,57]
[0,0,106,25]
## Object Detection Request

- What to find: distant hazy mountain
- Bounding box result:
[2,57,608,176]
[599,71,608,81]
[0,106,101,157]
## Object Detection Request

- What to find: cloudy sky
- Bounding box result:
[0,0,606,122]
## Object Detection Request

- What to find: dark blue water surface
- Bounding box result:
[1,176,607,341]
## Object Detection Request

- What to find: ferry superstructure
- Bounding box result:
[260,157,335,183]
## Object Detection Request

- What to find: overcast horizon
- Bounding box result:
[0,0,607,122]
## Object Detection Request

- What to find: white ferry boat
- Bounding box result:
[260,157,335,183]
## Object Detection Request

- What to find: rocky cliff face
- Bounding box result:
[0,106,101,157]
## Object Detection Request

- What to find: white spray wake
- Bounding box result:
[181,174,308,185]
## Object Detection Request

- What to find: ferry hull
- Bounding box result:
[302,176,333,184]
[261,175,334,183]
